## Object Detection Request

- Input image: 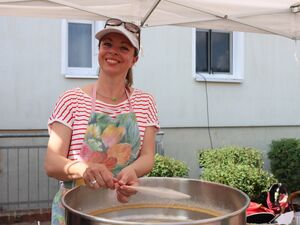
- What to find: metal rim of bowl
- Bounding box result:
[62,177,250,225]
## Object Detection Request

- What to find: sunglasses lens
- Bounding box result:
[106,18,122,26]
[124,23,140,33]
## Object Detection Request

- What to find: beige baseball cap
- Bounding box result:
[95,24,140,52]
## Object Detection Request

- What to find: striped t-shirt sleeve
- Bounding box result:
[145,94,160,129]
[48,89,77,132]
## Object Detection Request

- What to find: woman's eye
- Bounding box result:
[103,42,112,47]
[120,46,129,51]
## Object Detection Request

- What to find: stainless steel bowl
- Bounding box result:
[62,177,250,225]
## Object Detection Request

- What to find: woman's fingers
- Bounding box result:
[119,185,137,195]
[83,163,114,189]
[94,172,105,188]
[116,189,129,203]
[115,184,137,203]
[99,169,115,189]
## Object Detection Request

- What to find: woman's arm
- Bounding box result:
[44,122,88,181]
[44,122,115,189]
[128,126,158,177]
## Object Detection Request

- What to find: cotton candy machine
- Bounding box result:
[62,177,250,225]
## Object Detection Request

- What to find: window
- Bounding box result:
[61,20,104,78]
[192,29,244,83]
[68,22,92,68]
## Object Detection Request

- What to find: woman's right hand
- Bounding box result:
[82,163,115,190]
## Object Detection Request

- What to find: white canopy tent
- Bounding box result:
[0,0,299,40]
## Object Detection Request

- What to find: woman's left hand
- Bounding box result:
[115,166,138,203]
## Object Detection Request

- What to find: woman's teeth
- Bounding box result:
[106,59,118,64]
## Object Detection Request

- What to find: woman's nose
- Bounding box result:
[108,46,119,55]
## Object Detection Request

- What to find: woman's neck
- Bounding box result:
[95,75,128,103]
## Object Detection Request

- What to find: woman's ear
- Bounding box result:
[132,56,139,66]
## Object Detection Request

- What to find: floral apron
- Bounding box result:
[51,85,141,225]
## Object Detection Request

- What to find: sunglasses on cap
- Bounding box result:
[105,18,140,44]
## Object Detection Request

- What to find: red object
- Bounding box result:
[246,202,275,224]
[246,202,274,216]
[267,191,289,214]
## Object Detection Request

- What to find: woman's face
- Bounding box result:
[99,32,138,77]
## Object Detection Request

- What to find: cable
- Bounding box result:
[198,74,213,149]
[294,40,300,64]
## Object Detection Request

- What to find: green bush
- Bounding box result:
[198,146,277,203]
[148,154,189,177]
[268,138,300,193]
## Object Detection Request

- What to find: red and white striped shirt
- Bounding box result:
[48,87,159,160]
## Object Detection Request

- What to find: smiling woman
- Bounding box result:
[44,18,160,225]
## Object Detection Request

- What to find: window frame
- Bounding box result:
[192,28,244,83]
[61,20,103,78]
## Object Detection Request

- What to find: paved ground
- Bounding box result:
[13,222,50,225]
[0,208,51,225]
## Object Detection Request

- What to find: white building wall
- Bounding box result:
[0,16,91,129]
[136,26,300,127]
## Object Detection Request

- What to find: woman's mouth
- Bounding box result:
[106,58,120,64]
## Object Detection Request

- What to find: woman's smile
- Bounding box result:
[105,57,120,65]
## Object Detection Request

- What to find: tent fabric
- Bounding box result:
[0,0,299,40]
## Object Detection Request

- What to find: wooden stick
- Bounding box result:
[125,185,191,200]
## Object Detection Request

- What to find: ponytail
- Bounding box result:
[126,68,133,87]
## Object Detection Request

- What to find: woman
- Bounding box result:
[44,18,159,225]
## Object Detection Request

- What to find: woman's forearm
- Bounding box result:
[129,126,158,177]
[129,153,155,177]
[44,122,87,181]
[44,149,88,181]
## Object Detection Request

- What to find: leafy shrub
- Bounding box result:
[198,146,277,202]
[148,154,189,177]
[268,138,300,192]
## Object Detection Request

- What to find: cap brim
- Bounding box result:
[95,26,139,51]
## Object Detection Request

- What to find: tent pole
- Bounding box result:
[141,0,161,27]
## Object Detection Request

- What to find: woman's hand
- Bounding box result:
[83,162,115,190]
[115,166,139,203]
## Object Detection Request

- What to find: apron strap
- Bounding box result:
[125,88,134,112]
[91,83,97,113]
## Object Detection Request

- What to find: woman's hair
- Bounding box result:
[98,41,137,88]
[126,68,133,87]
